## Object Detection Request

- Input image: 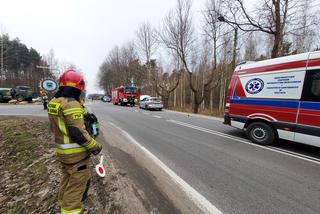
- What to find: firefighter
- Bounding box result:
[47,69,102,214]
[42,92,48,110]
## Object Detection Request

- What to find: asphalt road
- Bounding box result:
[1,102,320,214]
[0,104,47,116]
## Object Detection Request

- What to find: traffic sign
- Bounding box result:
[40,79,58,92]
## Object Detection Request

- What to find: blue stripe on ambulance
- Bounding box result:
[231,99,320,111]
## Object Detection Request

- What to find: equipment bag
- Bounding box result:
[84,113,99,139]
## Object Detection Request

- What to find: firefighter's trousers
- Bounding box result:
[58,157,91,214]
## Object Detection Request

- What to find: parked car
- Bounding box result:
[139,95,151,102]
[101,95,111,102]
[140,97,163,111]
[11,86,37,102]
[0,88,12,103]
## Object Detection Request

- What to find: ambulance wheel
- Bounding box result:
[247,122,275,145]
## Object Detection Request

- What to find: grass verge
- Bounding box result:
[0,117,58,214]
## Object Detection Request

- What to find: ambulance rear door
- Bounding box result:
[295,52,320,147]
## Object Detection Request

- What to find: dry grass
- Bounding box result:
[0,118,58,214]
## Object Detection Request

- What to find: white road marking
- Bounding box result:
[268,146,320,163]
[109,122,222,214]
[143,112,150,115]
[168,120,320,165]
[153,115,162,119]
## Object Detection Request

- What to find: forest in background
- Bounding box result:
[0,33,79,94]
[0,34,55,92]
[98,0,320,114]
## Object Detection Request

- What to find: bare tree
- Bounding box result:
[244,33,258,60]
[203,0,223,71]
[204,0,231,112]
[135,23,158,95]
[98,43,148,95]
[292,0,319,53]
[159,0,216,113]
[136,23,158,63]
[155,69,181,108]
[216,0,303,58]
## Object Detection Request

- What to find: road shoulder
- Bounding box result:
[100,121,221,214]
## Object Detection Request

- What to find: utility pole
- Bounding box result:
[0,34,4,75]
[231,27,238,70]
[218,15,238,70]
[217,15,239,113]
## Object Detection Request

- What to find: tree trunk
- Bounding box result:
[192,101,200,113]
[192,92,200,113]
[272,32,281,58]
[180,73,183,108]
[163,95,169,109]
[232,27,238,69]
[210,89,213,113]
[272,0,281,58]
[219,75,224,112]
[201,71,205,110]
[174,74,177,107]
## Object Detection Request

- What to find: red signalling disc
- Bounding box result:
[98,166,104,174]
[95,164,106,177]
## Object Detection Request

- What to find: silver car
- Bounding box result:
[140,97,163,111]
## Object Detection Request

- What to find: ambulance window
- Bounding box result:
[301,70,320,102]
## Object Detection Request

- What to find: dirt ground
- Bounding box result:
[0,117,176,214]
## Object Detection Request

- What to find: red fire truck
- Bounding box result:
[112,85,140,106]
[224,51,320,147]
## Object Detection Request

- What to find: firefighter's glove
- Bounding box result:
[91,143,102,156]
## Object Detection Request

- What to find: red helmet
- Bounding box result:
[59,69,85,92]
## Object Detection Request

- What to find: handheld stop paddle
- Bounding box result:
[95,155,106,177]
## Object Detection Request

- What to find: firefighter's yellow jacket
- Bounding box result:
[48,97,98,164]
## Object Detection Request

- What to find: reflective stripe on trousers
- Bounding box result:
[61,207,82,214]
[57,143,83,149]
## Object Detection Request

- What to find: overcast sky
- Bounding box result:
[0,0,207,93]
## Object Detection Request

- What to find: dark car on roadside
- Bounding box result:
[11,86,37,102]
[0,88,12,103]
